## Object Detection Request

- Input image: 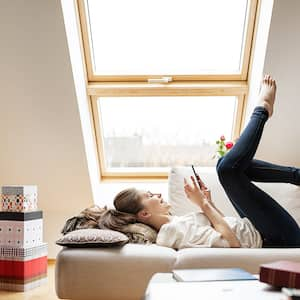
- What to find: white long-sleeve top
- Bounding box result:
[156,212,263,249]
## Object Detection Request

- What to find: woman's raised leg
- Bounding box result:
[217,75,276,173]
[216,75,300,247]
[217,170,300,247]
[245,159,300,185]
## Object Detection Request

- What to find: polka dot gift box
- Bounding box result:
[0,211,43,248]
[1,185,37,212]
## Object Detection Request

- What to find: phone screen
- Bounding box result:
[191,165,202,190]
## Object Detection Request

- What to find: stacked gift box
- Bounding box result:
[0,185,47,291]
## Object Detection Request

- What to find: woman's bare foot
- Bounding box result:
[257,75,276,117]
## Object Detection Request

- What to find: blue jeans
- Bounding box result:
[216,106,300,247]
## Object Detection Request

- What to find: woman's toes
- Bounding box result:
[268,76,272,85]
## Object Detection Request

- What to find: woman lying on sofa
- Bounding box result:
[99,75,300,249]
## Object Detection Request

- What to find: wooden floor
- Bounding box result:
[0,262,59,300]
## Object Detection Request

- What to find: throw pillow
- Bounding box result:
[256,183,300,225]
[56,228,129,247]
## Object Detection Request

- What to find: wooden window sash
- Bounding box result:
[77,0,259,82]
[90,87,247,181]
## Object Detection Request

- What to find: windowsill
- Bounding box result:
[100,177,168,183]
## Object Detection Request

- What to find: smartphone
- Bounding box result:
[191,165,203,190]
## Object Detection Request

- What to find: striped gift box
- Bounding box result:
[0,255,47,291]
[0,243,48,261]
[1,185,37,212]
[0,277,47,292]
[0,211,43,248]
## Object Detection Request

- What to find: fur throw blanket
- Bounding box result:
[61,205,157,244]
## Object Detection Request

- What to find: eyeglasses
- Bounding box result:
[146,191,162,198]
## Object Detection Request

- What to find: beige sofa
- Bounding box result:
[55,167,300,300]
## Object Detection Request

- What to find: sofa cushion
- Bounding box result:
[56,228,129,247]
[55,244,177,300]
[168,166,300,225]
[174,247,300,274]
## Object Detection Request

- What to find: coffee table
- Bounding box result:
[143,273,285,300]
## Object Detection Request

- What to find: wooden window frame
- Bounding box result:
[76,0,260,180]
[78,0,258,82]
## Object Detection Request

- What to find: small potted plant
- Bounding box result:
[213,135,234,159]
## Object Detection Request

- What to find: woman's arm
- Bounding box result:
[200,200,240,247]
[202,189,225,217]
[184,177,241,248]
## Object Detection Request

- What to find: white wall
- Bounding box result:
[0,0,93,257]
[0,0,299,258]
[255,0,300,165]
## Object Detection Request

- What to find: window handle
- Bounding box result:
[148,76,172,83]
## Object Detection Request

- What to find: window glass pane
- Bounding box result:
[97,96,236,170]
[86,0,249,75]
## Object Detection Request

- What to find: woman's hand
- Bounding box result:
[193,171,211,202]
[185,177,225,217]
[184,176,208,208]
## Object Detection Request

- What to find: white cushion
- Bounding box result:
[168,166,300,225]
[255,182,300,225]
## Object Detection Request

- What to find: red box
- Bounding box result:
[0,256,47,291]
[260,260,300,288]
